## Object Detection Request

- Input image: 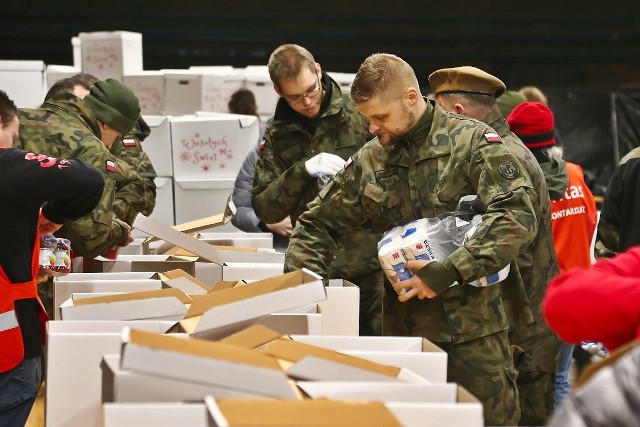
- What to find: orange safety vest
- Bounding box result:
[550,162,598,273]
[0,232,48,372]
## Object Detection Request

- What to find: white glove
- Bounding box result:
[304,152,345,178]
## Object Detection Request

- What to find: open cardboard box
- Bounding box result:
[196,232,274,250]
[119,328,301,399]
[57,272,159,281]
[297,381,458,403]
[46,320,176,427]
[53,278,163,320]
[102,354,262,403]
[82,254,197,276]
[159,269,211,295]
[219,325,430,384]
[204,397,403,427]
[60,288,191,321]
[290,335,448,383]
[102,402,212,427]
[175,269,326,339]
[134,213,285,283]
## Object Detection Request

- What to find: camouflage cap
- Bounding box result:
[428,66,506,98]
[84,79,140,135]
[497,90,527,117]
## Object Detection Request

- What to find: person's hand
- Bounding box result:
[265,216,293,237]
[304,153,345,178]
[38,209,62,235]
[391,259,437,302]
[120,233,134,247]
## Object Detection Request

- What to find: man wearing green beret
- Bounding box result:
[429,66,561,426]
[16,78,141,259]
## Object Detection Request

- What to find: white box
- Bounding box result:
[132,176,174,238]
[327,71,356,93]
[242,65,279,115]
[103,403,212,427]
[101,354,258,403]
[53,278,163,320]
[120,328,300,399]
[46,320,176,427]
[123,71,166,115]
[291,335,448,383]
[179,269,325,339]
[320,279,360,336]
[59,288,190,321]
[140,115,172,177]
[0,60,46,108]
[79,31,143,79]
[197,232,273,249]
[297,381,457,403]
[82,254,196,275]
[169,114,259,180]
[59,272,158,281]
[45,64,82,89]
[163,71,245,115]
[173,178,235,229]
[71,36,81,69]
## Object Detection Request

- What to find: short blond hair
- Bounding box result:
[267,44,316,89]
[350,53,419,105]
[519,86,548,105]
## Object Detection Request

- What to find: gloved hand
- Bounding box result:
[304,152,345,178]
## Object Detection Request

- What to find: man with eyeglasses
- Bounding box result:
[252,43,384,336]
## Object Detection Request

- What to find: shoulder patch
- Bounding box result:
[122,138,137,147]
[106,160,116,172]
[483,132,502,143]
[345,156,353,169]
[497,160,520,179]
[258,139,266,150]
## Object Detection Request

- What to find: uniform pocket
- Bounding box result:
[362,183,402,232]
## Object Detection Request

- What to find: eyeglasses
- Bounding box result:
[283,78,322,105]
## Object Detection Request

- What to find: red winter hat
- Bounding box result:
[506,101,556,149]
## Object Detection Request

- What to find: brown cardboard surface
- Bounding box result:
[127,329,281,370]
[71,288,192,306]
[206,398,403,426]
[159,269,209,292]
[206,280,244,293]
[184,270,317,318]
[219,325,285,349]
[260,338,401,378]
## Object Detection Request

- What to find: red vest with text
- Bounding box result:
[0,232,48,372]
[550,162,598,273]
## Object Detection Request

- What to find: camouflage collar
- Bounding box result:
[482,107,509,137]
[42,92,100,137]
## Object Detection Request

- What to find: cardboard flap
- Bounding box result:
[219,325,284,349]
[142,197,235,245]
[133,214,222,264]
[160,269,209,294]
[71,287,192,306]
[207,280,245,293]
[124,328,281,371]
[183,270,322,318]
[205,397,403,426]
[260,339,401,378]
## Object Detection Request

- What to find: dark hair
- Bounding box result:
[45,77,78,100]
[228,89,258,116]
[71,73,99,90]
[0,90,18,126]
[268,44,316,88]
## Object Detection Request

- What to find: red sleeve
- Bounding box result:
[543,245,640,350]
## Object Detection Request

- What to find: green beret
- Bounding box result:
[497,90,527,118]
[84,79,140,135]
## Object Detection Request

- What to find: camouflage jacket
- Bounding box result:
[486,108,560,372]
[16,92,131,258]
[253,72,380,278]
[595,146,640,258]
[285,101,538,343]
[110,116,157,225]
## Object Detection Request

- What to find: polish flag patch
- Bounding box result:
[483,132,502,143]
[258,139,266,150]
[122,138,137,147]
[345,156,353,169]
[106,160,116,172]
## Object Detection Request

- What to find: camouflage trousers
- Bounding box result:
[345,269,384,336]
[436,330,520,426]
[517,371,555,426]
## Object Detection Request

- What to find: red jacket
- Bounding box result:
[550,162,598,273]
[543,245,640,351]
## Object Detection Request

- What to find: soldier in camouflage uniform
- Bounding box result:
[285,54,539,426]
[66,73,157,225]
[252,44,384,336]
[110,117,157,225]
[594,146,640,259]
[429,66,561,426]
[16,79,140,259]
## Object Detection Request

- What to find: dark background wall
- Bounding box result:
[3,0,640,186]
[3,0,640,90]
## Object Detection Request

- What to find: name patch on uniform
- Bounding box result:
[122,138,137,147]
[106,160,116,172]
[483,132,502,143]
[498,161,520,179]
